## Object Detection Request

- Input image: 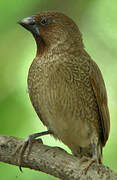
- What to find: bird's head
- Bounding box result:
[18,11,83,56]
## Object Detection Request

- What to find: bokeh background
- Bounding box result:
[0,0,117,179]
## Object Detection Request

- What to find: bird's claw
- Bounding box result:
[13,130,50,171]
[13,139,29,172]
[13,137,43,172]
[80,156,98,174]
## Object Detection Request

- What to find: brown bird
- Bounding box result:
[17,11,110,169]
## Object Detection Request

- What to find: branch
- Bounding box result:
[0,134,116,180]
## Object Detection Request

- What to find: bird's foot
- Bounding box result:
[80,155,98,174]
[13,130,51,172]
[13,136,43,172]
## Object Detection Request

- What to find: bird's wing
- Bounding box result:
[90,60,110,146]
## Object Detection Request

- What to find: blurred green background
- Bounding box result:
[0,0,117,179]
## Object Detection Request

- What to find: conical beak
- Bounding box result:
[18,16,40,36]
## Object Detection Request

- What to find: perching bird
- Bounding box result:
[18,11,110,169]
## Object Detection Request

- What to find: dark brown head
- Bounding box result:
[18,11,83,56]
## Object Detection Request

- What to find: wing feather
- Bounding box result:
[90,61,110,146]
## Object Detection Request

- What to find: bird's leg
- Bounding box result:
[80,139,99,174]
[92,142,98,162]
[13,130,52,172]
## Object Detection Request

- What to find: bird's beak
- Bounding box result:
[18,16,40,36]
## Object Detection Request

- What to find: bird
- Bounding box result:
[17,11,110,170]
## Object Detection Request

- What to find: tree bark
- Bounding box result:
[0,134,116,180]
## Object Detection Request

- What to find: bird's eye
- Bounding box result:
[40,17,51,26]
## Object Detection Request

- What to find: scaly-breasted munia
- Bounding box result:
[17,11,110,169]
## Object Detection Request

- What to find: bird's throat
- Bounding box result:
[34,35,47,57]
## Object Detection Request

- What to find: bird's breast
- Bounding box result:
[27,57,99,148]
